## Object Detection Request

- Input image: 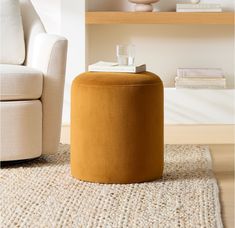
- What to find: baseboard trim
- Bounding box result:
[164,125,234,144]
[61,124,234,145]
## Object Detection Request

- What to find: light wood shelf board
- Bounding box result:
[86,12,234,25]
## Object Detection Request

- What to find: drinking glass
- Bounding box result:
[128,45,135,66]
[116,44,135,66]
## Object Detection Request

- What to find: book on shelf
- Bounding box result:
[177,68,224,78]
[175,77,226,89]
[176,3,222,12]
[175,68,226,89]
[88,61,146,73]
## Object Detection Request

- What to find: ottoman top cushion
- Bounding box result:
[74,71,162,86]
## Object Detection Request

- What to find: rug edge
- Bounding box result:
[206,147,224,228]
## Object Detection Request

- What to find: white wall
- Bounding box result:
[61,0,86,125]
[31,0,61,33]
[31,0,86,125]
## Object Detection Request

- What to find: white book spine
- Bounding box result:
[177,8,222,12]
[176,3,221,9]
[175,81,226,86]
[175,85,226,89]
[176,3,222,12]
[177,68,224,78]
[175,78,226,88]
[89,66,135,73]
[175,77,226,82]
[88,64,146,73]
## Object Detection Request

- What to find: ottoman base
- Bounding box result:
[71,72,164,184]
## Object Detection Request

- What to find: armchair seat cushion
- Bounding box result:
[0,64,43,101]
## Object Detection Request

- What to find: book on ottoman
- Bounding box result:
[88,61,146,73]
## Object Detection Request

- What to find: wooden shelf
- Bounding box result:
[86,12,234,25]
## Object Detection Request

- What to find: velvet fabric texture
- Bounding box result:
[71,72,164,184]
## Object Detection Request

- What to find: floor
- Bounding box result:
[210,144,234,228]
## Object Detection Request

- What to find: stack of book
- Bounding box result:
[175,68,226,89]
[176,1,222,12]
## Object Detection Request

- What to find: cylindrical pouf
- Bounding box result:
[71,71,164,184]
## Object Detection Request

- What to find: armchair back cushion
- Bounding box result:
[0,0,25,64]
[20,0,45,66]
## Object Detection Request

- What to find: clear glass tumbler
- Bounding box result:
[116,44,135,66]
[128,45,135,66]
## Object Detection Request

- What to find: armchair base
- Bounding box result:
[0,100,42,161]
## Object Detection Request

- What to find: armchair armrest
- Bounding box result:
[27,33,68,154]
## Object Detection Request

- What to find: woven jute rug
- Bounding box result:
[1,145,222,228]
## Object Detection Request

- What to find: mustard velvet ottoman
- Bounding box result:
[71,71,164,184]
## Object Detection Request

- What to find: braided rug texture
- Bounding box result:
[1,144,222,228]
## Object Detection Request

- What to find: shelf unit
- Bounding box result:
[86,12,234,25]
[82,9,234,128]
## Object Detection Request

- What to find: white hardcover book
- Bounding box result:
[175,77,226,88]
[88,61,146,73]
[177,3,221,9]
[176,3,222,12]
[177,68,224,78]
[175,84,226,89]
[175,83,226,89]
[177,0,232,11]
[175,77,226,82]
[177,0,221,3]
[175,79,226,84]
[177,8,222,12]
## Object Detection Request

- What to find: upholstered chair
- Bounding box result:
[0,0,68,161]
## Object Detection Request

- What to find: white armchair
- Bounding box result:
[0,0,68,161]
